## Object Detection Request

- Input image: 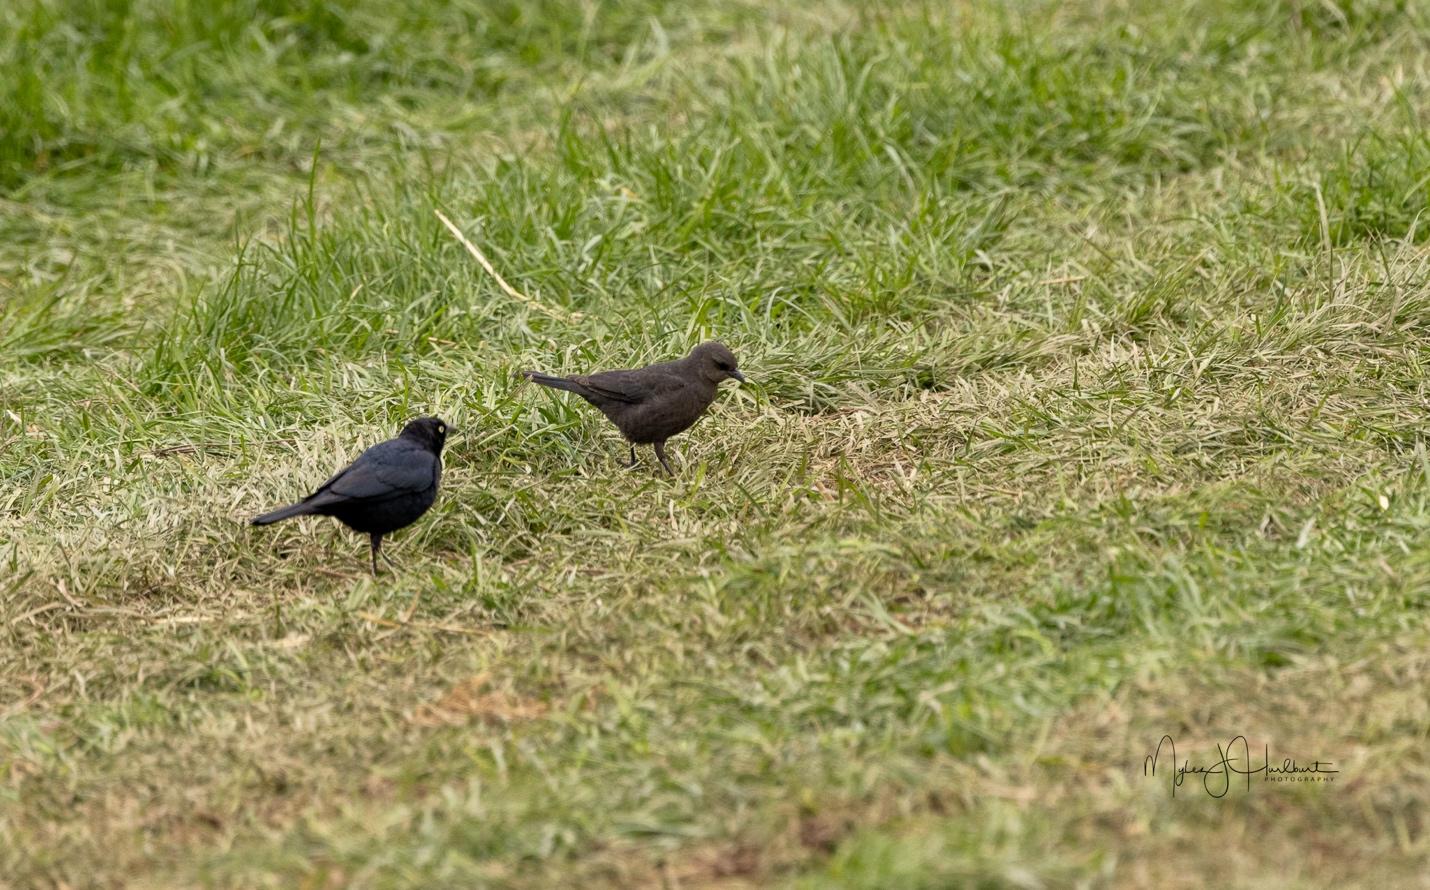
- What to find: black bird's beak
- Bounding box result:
[731,370,747,383]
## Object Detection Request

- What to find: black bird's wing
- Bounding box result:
[305,441,437,509]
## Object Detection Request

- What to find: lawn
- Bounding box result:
[2,0,1428,886]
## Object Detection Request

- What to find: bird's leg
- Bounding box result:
[654,440,675,475]
[369,533,383,576]
[624,443,638,469]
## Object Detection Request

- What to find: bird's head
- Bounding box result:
[401,416,451,452]
[690,340,746,385]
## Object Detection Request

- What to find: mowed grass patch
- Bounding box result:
[3,0,1430,887]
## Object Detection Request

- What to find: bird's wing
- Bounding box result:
[308,442,436,505]
[574,366,685,403]
[310,463,356,497]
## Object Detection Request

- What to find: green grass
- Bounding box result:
[3,0,1429,886]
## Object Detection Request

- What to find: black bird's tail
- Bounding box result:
[250,501,317,526]
[522,370,585,395]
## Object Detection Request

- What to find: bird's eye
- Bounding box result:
[437,424,446,434]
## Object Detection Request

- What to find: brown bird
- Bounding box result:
[522,341,746,474]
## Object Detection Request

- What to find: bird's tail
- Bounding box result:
[522,370,584,395]
[250,501,317,526]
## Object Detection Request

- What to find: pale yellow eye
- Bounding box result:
[438,424,446,434]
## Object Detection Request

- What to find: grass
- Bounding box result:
[3,0,1429,886]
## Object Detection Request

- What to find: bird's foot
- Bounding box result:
[654,442,675,476]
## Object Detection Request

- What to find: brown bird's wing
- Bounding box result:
[570,369,663,403]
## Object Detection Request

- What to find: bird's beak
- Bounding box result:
[731,370,747,383]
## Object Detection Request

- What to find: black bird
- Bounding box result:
[251,416,449,575]
[522,341,746,474]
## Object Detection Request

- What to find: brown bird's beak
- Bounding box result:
[731,370,747,383]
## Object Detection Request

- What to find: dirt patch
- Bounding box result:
[408,674,549,727]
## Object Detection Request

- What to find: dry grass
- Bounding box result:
[3,0,1430,887]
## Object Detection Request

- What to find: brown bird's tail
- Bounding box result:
[250,501,317,526]
[522,370,585,395]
